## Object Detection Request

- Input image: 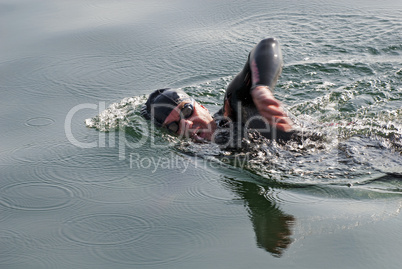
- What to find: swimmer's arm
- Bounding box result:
[251,86,293,132]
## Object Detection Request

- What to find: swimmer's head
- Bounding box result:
[141,88,192,126]
[141,88,217,142]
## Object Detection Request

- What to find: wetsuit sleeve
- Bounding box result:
[223,38,283,121]
[249,38,283,90]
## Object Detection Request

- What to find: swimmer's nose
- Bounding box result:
[180,119,193,135]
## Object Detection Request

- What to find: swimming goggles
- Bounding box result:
[165,98,195,133]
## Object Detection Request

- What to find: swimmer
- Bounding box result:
[141,38,294,146]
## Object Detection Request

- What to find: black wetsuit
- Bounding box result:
[213,38,294,147]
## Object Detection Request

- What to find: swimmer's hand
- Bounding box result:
[251,86,293,132]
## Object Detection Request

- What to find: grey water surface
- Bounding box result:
[1,0,401,268]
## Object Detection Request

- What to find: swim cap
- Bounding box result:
[141,88,191,126]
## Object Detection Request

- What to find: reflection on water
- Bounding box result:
[223,177,295,257]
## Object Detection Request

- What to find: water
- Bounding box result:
[1,0,401,268]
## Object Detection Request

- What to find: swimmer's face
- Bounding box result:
[162,99,217,142]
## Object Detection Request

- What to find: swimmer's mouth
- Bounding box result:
[191,128,208,143]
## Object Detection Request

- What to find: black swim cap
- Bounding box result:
[141,88,191,126]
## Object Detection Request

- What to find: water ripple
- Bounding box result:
[25,117,55,127]
[0,55,134,99]
[7,142,134,184]
[185,177,235,202]
[0,229,48,267]
[0,182,74,211]
[60,213,153,246]
[91,223,219,266]
[260,186,330,205]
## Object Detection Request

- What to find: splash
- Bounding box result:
[86,78,401,193]
[85,95,148,132]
